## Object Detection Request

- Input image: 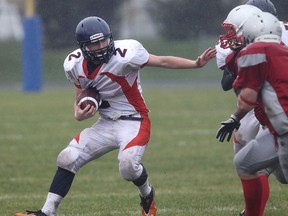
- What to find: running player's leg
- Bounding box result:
[40,118,117,216]
[116,116,156,216]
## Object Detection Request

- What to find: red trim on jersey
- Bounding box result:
[101,72,149,114]
[239,95,258,106]
[75,84,81,89]
[233,135,240,145]
[123,116,150,150]
[82,59,102,79]
[74,133,80,144]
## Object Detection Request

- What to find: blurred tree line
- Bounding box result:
[37,0,288,49]
[37,0,122,48]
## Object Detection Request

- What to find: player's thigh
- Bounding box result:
[234,110,260,145]
[81,118,118,153]
[116,117,151,180]
[117,117,150,163]
[57,118,117,172]
[234,129,278,175]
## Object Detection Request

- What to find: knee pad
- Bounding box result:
[234,138,263,175]
[57,147,80,173]
[119,158,142,181]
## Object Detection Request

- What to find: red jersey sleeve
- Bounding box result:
[233,64,264,92]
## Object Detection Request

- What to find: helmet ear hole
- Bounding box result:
[75,16,115,64]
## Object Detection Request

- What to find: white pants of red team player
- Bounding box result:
[233,110,287,183]
[233,110,261,154]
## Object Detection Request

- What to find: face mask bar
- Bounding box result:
[80,36,114,64]
[219,23,243,49]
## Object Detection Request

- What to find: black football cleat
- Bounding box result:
[140,186,157,216]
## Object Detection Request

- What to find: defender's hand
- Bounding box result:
[216,115,240,142]
[195,47,217,68]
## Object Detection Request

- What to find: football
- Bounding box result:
[77,87,102,111]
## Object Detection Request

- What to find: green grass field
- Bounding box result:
[1,87,288,216]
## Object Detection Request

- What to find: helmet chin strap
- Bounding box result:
[255,34,281,43]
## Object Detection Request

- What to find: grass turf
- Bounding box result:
[1,87,287,216]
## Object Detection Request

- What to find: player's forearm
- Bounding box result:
[155,47,216,69]
[156,56,198,69]
[233,96,256,120]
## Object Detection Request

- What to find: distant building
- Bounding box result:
[0,0,23,41]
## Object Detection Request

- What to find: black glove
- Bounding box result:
[216,114,240,142]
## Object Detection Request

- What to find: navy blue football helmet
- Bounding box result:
[75,16,115,64]
[246,0,277,17]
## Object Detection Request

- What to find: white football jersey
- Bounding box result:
[215,43,233,69]
[63,39,150,120]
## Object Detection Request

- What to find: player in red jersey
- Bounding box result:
[216,1,288,215]
[217,12,288,216]
[15,16,216,216]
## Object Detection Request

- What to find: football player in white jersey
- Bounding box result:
[15,16,216,216]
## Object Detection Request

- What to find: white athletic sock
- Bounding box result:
[41,192,63,216]
[138,180,152,197]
